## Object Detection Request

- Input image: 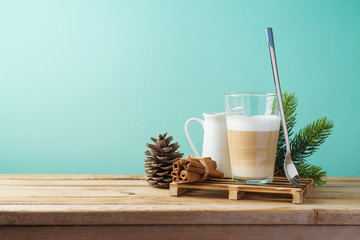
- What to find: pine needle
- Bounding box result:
[276,91,298,168]
[291,117,334,164]
[297,162,327,186]
[275,91,334,186]
[283,91,298,133]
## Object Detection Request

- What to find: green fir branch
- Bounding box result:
[297,162,327,186]
[275,92,334,186]
[291,117,334,164]
[282,91,298,133]
[276,91,298,168]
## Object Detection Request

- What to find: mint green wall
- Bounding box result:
[0,0,358,176]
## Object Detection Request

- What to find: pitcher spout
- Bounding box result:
[203,112,226,121]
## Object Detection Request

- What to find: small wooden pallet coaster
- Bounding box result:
[169,177,313,204]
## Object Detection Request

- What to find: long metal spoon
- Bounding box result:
[266,27,300,187]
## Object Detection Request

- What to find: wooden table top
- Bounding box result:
[0,174,359,226]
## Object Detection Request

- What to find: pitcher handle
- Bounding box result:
[185,118,204,157]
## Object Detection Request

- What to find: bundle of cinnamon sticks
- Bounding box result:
[171,156,224,183]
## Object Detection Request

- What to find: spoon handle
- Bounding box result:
[267,28,300,187]
[266,27,291,153]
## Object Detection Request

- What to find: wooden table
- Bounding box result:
[0,175,359,240]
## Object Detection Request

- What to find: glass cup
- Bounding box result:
[224,93,280,184]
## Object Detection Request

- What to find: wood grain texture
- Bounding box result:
[0,174,358,227]
[0,174,145,180]
[0,225,359,240]
[170,177,313,203]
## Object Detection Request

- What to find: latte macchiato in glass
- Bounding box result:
[225,93,280,184]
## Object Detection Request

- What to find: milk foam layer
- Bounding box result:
[226,115,280,132]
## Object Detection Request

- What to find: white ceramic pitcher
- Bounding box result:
[185,112,231,177]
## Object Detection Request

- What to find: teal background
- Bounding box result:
[0,0,359,176]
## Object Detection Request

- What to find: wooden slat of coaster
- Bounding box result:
[169,177,314,204]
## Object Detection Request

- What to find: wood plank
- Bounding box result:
[0,202,359,212]
[0,181,356,200]
[311,188,360,199]
[0,195,359,207]
[0,179,149,186]
[0,208,322,225]
[0,174,145,180]
[1,194,360,206]
[325,177,360,182]
[0,225,359,240]
[170,177,313,204]
[0,205,359,225]
[0,186,166,197]
[0,181,357,205]
[0,175,359,227]
[0,183,356,205]
[321,181,360,187]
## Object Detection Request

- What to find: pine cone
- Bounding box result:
[144,132,184,188]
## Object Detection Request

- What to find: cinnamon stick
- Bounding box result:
[185,158,217,170]
[172,175,180,183]
[180,170,201,183]
[186,166,224,179]
[171,156,224,184]
[172,159,187,173]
